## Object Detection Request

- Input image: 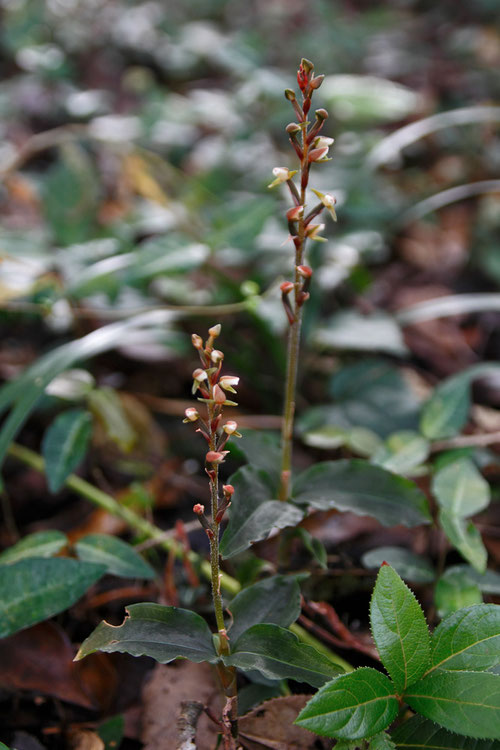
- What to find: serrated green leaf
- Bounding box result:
[391,714,497,749]
[220,466,303,558]
[432,459,490,519]
[370,564,430,693]
[229,575,301,643]
[0,558,105,638]
[439,512,487,574]
[75,534,155,579]
[427,604,500,674]
[404,671,500,739]
[369,730,396,750]
[292,460,431,527]
[296,667,398,739]
[362,547,435,584]
[76,603,217,663]
[223,623,342,687]
[435,568,482,619]
[42,409,93,492]
[0,530,68,564]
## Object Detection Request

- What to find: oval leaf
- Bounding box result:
[0,558,105,638]
[296,667,398,740]
[223,623,342,688]
[435,568,482,619]
[42,409,93,492]
[0,530,68,565]
[362,547,435,584]
[370,564,430,694]
[404,671,500,740]
[391,714,497,749]
[229,575,301,643]
[372,431,429,475]
[75,534,155,579]
[428,604,500,674]
[292,460,431,527]
[220,465,303,558]
[432,459,490,519]
[439,512,487,574]
[76,603,217,664]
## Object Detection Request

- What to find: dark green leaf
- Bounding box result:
[435,568,482,618]
[98,715,124,750]
[292,460,431,527]
[0,530,68,564]
[296,667,398,739]
[220,466,303,558]
[42,409,93,492]
[294,527,328,569]
[439,512,487,574]
[370,564,430,693]
[0,558,105,638]
[369,731,396,750]
[432,459,490,518]
[404,671,500,739]
[237,430,281,490]
[362,547,435,584]
[229,575,301,643]
[223,623,342,687]
[391,714,497,749]
[75,534,155,579]
[76,603,217,664]
[428,604,500,673]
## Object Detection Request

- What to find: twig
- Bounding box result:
[176,700,204,750]
[305,601,380,660]
[431,430,500,452]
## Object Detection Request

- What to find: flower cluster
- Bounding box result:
[268,58,336,326]
[183,324,240,532]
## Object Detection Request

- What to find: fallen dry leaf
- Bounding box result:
[141,661,223,750]
[67,730,104,750]
[239,695,331,750]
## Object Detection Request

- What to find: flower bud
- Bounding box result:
[315,108,328,121]
[297,265,313,278]
[211,349,224,364]
[192,368,207,382]
[301,58,314,74]
[213,384,226,404]
[286,205,304,222]
[280,280,295,294]
[308,147,329,163]
[286,122,301,134]
[193,503,205,515]
[191,334,203,349]
[284,88,296,101]
[310,74,324,90]
[205,450,228,464]
[268,167,298,189]
[305,223,326,241]
[223,421,241,437]
[183,407,199,422]
[223,484,235,496]
[208,324,221,338]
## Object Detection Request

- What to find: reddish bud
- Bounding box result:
[381,561,390,567]
[301,58,314,75]
[284,88,296,101]
[211,349,224,363]
[183,407,199,422]
[280,280,295,294]
[308,147,329,163]
[286,122,301,134]
[205,450,228,464]
[191,334,203,349]
[208,324,221,338]
[315,108,328,121]
[213,384,226,404]
[193,503,205,515]
[286,205,304,222]
[297,265,313,278]
[223,484,235,496]
[310,74,324,90]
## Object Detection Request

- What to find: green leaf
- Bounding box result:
[98,715,125,750]
[428,604,500,674]
[420,364,500,440]
[369,731,396,750]
[299,360,420,441]
[446,565,500,595]
[296,667,398,739]
[0,558,105,638]
[87,388,136,452]
[362,547,435,584]
[370,564,430,694]
[75,534,155,579]
[404,671,500,740]
[220,466,303,558]
[432,459,490,518]
[439,512,487,574]
[372,431,429,475]
[391,714,497,749]
[237,430,281,490]
[313,311,408,356]
[229,575,301,643]
[223,623,342,687]
[0,530,68,564]
[435,568,482,618]
[293,527,328,569]
[42,409,93,492]
[292,460,431,527]
[76,603,217,663]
